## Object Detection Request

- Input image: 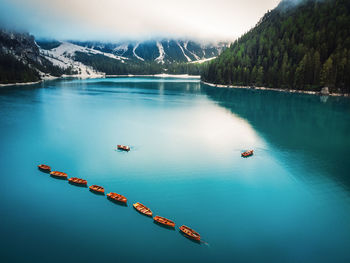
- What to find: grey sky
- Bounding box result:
[0,0,281,41]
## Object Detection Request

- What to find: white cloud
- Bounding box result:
[0,0,280,41]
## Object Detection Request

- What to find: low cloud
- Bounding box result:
[0,0,280,41]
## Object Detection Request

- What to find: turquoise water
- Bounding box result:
[0,77,350,263]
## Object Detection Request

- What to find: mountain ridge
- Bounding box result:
[0,29,228,84]
[61,39,227,63]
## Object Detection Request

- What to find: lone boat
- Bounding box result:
[50,171,68,179]
[38,164,51,172]
[153,216,175,228]
[89,185,105,194]
[68,177,87,186]
[241,150,254,157]
[179,225,201,241]
[107,192,127,204]
[133,202,152,217]
[117,145,130,151]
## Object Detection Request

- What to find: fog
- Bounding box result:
[0,0,281,41]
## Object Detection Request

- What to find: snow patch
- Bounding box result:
[190,57,216,64]
[113,43,129,56]
[183,41,200,60]
[177,41,191,62]
[133,43,144,61]
[40,42,107,78]
[42,42,127,62]
[155,41,165,64]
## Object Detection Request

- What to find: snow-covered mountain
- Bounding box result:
[39,42,128,78]
[34,39,228,78]
[70,39,228,64]
[0,29,73,84]
[1,28,229,84]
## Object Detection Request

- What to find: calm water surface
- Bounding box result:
[0,77,350,263]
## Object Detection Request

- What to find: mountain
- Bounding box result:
[70,40,226,63]
[0,29,72,84]
[0,29,228,84]
[38,41,123,78]
[201,0,350,94]
[36,39,226,76]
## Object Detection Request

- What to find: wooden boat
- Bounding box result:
[241,150,254,157]
[38,164,51,172]
[89,185,105,194]
[133,202,152,217]
[179,225,201,241]
[68,177,87,186]
[50,171,68,179]
[117,145,130,151]
[107,192,127,203]
[153,216,175,228]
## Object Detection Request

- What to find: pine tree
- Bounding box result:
[257,66,264,86]
[294,55,307,89]
[320,57,334,87]
[281,52,289,85]
[313,51,321,85]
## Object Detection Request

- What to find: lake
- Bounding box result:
[0,77,350,263]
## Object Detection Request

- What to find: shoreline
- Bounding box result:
[105,73,201,79]
[2,77,348,98]
[201,81,350,97]
[0,74,201,87]
[0,80,43,87]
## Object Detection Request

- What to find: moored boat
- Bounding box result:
[241,150,254,157]
[133,202,152,216]
[38,164,51,172]
[68,177,87,186]
[107,192,127,203]
[50,171,68,179]
[89,185,105,194]
[117,145,130,151]
[179,225,201,241]
[153,216,175,228]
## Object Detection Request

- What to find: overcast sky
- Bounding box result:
[0,0,281,41]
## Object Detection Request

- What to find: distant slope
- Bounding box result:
[202,0,350,93]
[39,41,129,77]
[70,39,227,64]
[37,39,227,76]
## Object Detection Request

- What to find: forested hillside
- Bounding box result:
[202,0,350,93]
[0,53,40,83]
